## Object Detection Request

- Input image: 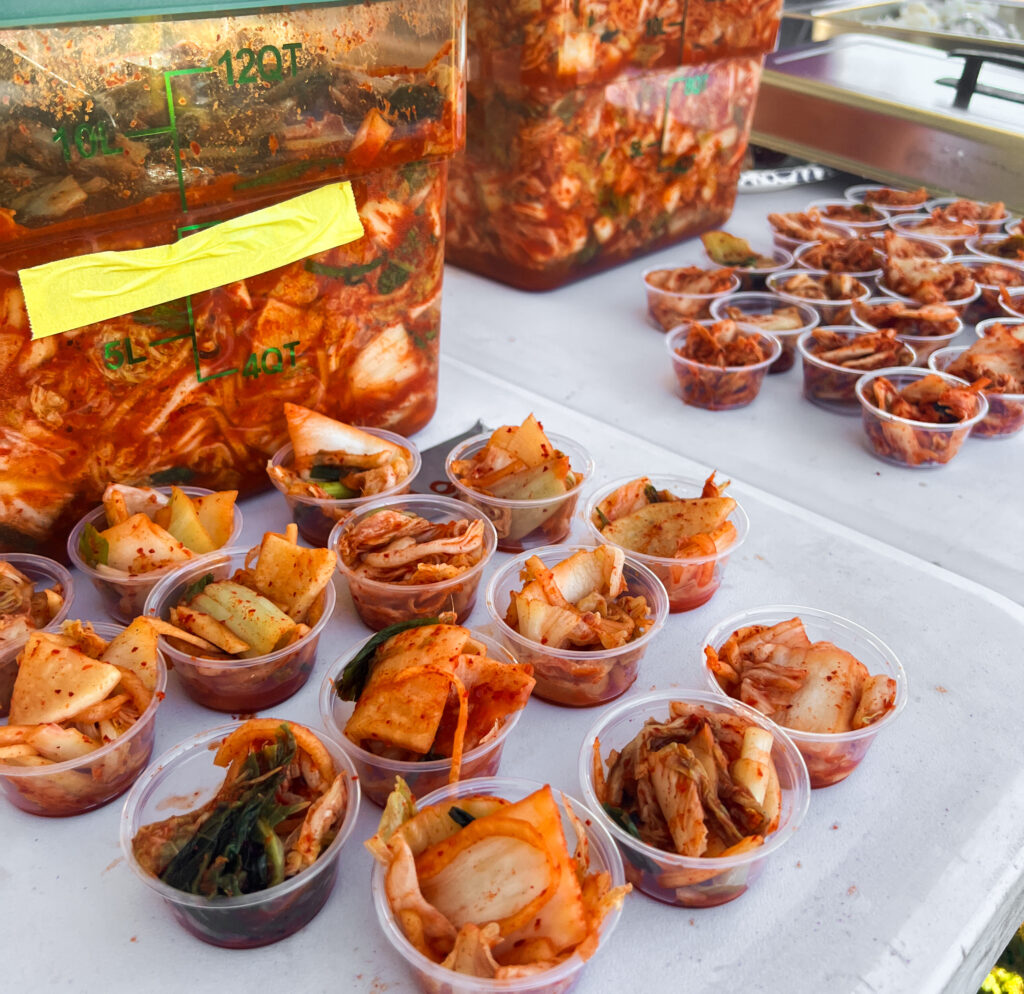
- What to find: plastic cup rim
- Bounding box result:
[700,604,909,744]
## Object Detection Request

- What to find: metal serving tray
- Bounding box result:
[750,34,1024,210]
[801,0,1024,55]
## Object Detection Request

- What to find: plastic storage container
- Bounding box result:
[0,1,465,556]
[447,54,768,289]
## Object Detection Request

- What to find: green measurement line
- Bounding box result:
[164,67,215,214]
[148,332,192,347]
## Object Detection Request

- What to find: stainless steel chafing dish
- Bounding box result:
[750,20,1024,210]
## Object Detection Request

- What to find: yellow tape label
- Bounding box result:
[20,181,364,341]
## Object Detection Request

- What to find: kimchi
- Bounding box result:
[447,58,764,289]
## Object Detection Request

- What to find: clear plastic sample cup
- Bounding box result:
[485,544,669,706]
[143,547,336,711]
[703,605,908,788]
[120,722,360,947]
[319,629,524,806]
[267,430,421,547]
[579,689,810,906]
[67,486,243,624]
[0,622,166,816]
[329,494,497,631]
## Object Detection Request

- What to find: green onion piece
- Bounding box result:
[79,523,109,568]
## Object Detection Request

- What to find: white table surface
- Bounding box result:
[3,363,1024,994]
[441,178,1024,606]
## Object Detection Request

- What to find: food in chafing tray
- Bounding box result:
[802,328,914,410]
[132,720,350,897]
[267,403,416,545]
[881,257,977,306]
[668,320,778,409]
[0,561,65,654]
[796,237,882,275]
[592,474,737,612]
[148,525,335,710]
[0,618,164,815]
[853,299,960,337]
[643,266,739,329]
[706,617,897,785]
[334,504,491,630]
[858,372,987,467]
[767,209,849,244]
[701,232,779,270]
[946,323,1024,437]
[70,484,239,622]
[446,415,586,551]
[366,779,629,980]
[862,187,928,208]
[593,701,780,870]
[334,620,534,796]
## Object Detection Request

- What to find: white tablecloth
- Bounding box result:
[4,362,1023,994]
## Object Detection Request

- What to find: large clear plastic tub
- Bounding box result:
[446,57,764,290]
[0,1,464,554]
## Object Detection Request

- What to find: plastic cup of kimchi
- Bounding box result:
[445,432,593,554]
[946,254,1024,323]
[851,296,964,366]
[965,232,1024,264]
[0,553,75,717]
[66,486,244,625]
[584,476,749,614]
[709,291,820,374]
[792,239,885,283]
[925,197,1011,233]
[579,689,810,907]
[143,547,336,712]
[642,268,742,330]
[1000,287,1024,319]
[855,367,988,469]
[484,545,668,707]
[700,245,795,291]
[665,322,781,410]
[120,722,360,948]
[797,327,916,415]
[766,269,872,327]
[770,221,854,254]
[927,346,1024,440]
[874,277,981,324]
[328,494,497,631]
[887,213,978,254]
[267,431,421,547]
[319,630,523,807]
[702,605,907,788]
[804,198,892,233]
[0,622,166,817]
[844,183,929,214]
[370,776,626,994]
